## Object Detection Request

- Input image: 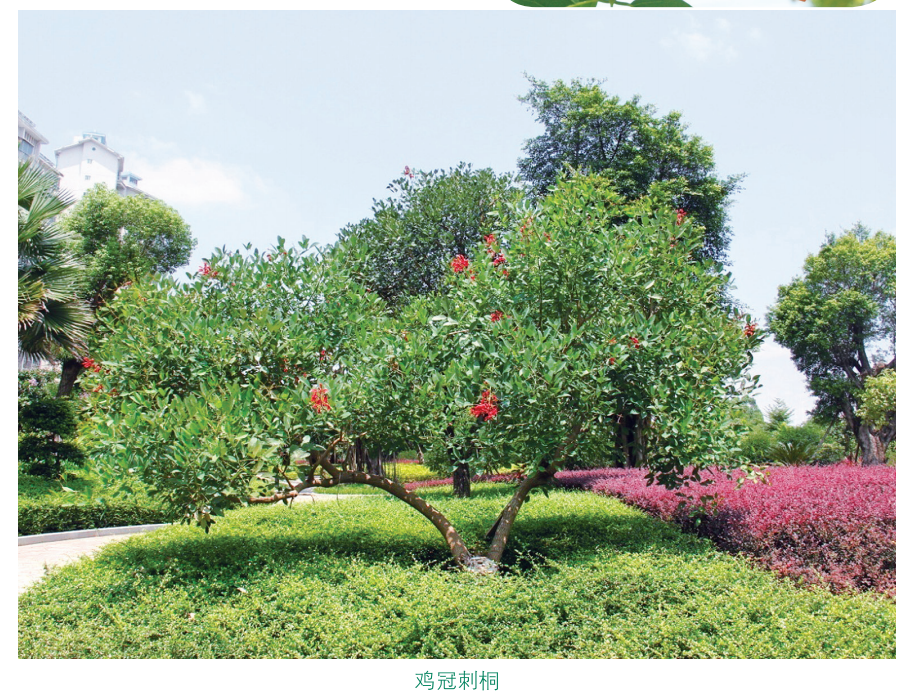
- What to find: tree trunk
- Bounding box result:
[453,463,471,498]
[56,358,84,397]
[858,425,886,465]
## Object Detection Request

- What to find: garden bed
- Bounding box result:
[19,484,894,658]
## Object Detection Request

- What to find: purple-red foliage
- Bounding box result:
[554,461,895,596]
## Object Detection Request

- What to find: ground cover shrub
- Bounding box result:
[18,485,894,659]
[555,463,895,595]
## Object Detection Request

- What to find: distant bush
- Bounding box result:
[555,463,895,595]
[18,370,84,479]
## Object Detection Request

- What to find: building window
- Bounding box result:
[84,175,91,180]
[86,159,92,164]
[18,140,34,157]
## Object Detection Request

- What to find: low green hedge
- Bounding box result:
[18,501,172,536]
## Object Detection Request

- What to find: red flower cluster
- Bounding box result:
[310,384,331,413]
[404,165,413,179]
[451,255,470,274]
[483,234,496,247]
[491,253,506,267]
[555,463,896,596]
[629,336,641,349]
[675,209,687,226]
[490,310,503,323]
[81,357,102,372]
[470,389,499,421]
[744,322,758,338]
[199,262,218,278]
[319,348,328,362]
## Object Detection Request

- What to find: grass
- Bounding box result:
[18,483,894,658]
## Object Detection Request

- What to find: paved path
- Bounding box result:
[19,533,136,595]
[18,492,368,595]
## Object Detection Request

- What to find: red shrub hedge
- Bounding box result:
[554,461,896,596]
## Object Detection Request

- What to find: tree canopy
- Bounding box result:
[61,184,195,309]
[336,164,522,309]
[18,163,92,365]
[517,76,742,265]
[767,223,896,464]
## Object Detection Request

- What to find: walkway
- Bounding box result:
[18,491,368,595]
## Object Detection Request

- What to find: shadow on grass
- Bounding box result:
[91,489,714,585]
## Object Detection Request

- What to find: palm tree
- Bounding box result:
[18,162,92,366]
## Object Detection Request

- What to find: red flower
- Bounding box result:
[199,262,218,278]
[81,357,101,372]
[404,165,413,179]
[744,322,758,338]
[609,357,616,365]
[310,384,331,413]
[675,209,687,226]
[451,255,470,273]
[470,389,499,421]
[320,348,328,362]
[483,234,496,248]
[490,310,503,323]
[630,336,641,349]
[491,253,506,267]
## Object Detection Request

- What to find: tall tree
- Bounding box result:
[517,76,742,265]
[18,163,92,365]
[767,224,896,464]
[337,163,522,310]
[55,184,195,395]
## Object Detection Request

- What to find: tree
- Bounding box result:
[55,184,195,395]
[517,76,742,265]
[767,224,895,465]
[86,175,761,572]
[336,164,522,496]
[337,163,522,310]
[18,163,93,365]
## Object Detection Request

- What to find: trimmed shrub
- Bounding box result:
[554,463,895,595]
[18,501,171,536]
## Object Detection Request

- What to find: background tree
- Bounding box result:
[56,184,195,395]
[337,163,522,310]
[517,76,742,265]
[767,224,895,465]
[18,163,92,366]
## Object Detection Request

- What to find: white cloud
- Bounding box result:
[660,16,744,63]
[661,27,739,63]
[748,27,764,43]
[749,340,816,424]
[126,155,257,207]
[184,90,207,116]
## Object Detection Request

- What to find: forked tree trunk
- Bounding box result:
[252,424,584,573]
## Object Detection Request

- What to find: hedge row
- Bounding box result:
[18,501,172,536]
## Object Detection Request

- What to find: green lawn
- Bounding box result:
[18,484,895,658]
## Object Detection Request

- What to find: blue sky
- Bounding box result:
[18,9,896,423]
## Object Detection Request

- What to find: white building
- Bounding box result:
[18,111,62,182]
[55,131,148,200]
